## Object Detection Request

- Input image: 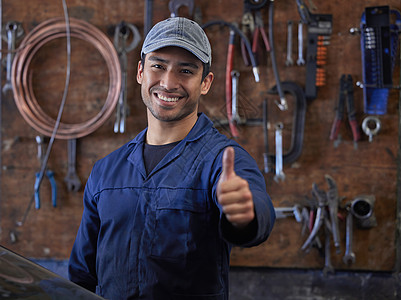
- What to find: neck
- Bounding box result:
[146,111,198,145]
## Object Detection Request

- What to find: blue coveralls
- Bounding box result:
[68,113,275,299]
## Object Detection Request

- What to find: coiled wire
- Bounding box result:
[11,17,121,140]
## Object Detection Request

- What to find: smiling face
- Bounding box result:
[136,46,213,125]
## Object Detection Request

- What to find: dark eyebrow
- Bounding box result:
[148,55,168,64]
[148,55,199,70]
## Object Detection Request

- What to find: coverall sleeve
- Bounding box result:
[213,145,276,247]
[68,169,100,292]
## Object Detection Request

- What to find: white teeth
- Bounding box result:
[158,94,179,102]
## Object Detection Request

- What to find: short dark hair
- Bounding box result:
[141,54,210,82]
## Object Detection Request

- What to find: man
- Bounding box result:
[69,17,275,299]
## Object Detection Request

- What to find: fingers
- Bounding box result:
[222,194,255,228]
[217,146,255,228]
[220,146,235,182]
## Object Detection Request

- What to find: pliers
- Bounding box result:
[34,136,57,209]
[301,182,327,251]
[35,170,57,209]
[240,0,269,66]
[252,10,270,59]
[330,74,361,145]
[302,175,342,253]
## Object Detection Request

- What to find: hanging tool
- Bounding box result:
[113,21,141,133]
[64,138,81,192]
[301,182,327,251]
[225,29,239,138]
[274,205,302,222]
[2,21,24,95]
[231,70,241,124]
[34,136,57,209]
[301,175,342,254]
[285,20,294,66]
[202,20,260,138]
[12,17,121,140]
[240,0,269,65]
[14,0,71,231]
[262,99,269,174]
[361,115,381,142]
[297,21,305,66]
[350,195,377,229]
[325,174,341,254]
[323,211,334,276]
[343,205,356,265]
[359,6,401,115]
[268,0,287,110]
[240,11,254,67]
[203,20,260,83]
[267,81,306,165]
[274,122,285,182]
[169,0,194,18]
[296,0,332,100]
[329,74,361,148]
[144,0,153,36]
[252,10,270,55]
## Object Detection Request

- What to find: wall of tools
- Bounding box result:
[0,0,400,276]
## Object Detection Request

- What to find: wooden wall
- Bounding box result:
[0,0,400,273]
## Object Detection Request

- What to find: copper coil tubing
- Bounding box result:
[11,17,121,139]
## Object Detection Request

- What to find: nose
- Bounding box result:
[159,70,180,91]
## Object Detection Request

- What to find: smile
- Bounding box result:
[157,93,180,102]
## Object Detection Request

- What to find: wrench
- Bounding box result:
[169,0,194,17]
[275,205,302,222]
[113,22,141,133]
[297,21,305,65]
[231,70,241,123]
[323,214,334,276]
[274,122,285,182]
[64,138,81,192]
[325,175,341,254]
[2,21,24,94]
[343,208,356,265]
[285,21,294,66]
[262,99,269,174]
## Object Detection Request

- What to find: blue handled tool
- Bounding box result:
[34,170,57,209]
[34,136,57,209]
[360,6,401,115]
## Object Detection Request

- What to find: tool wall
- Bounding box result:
[0,0,400,274]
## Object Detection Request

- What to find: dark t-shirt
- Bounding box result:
[143,141,180,175]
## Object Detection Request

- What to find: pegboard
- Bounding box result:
[0,0,399,273]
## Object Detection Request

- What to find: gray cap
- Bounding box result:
[141,17,212,66]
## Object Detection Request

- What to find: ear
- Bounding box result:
[200,72,214,95]
[136,60,143,84]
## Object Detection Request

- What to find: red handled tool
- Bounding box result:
[330,74,361,146]
[225,29,239,138]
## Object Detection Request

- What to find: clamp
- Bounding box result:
[330,74,361,146]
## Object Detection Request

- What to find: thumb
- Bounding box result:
[221,146,236,181]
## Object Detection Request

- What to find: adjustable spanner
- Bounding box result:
[64,138,81,192]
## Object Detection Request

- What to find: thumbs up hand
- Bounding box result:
[217,147,255,228]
